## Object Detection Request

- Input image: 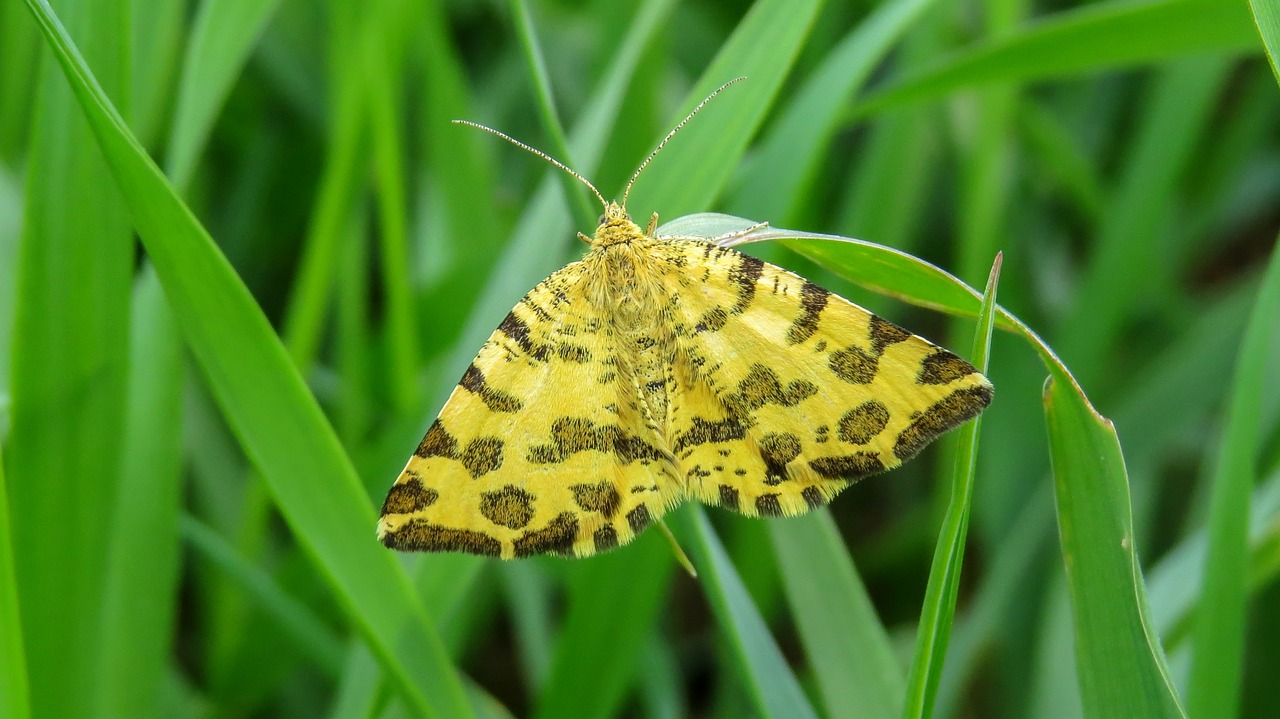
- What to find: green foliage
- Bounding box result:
[3,0,1279,717]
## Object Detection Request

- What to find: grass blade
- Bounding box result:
[1186,237,1280,716]
[623,0,824,219]
[7,1,132,717]
[165,0,282,186]
[771,511,904,719]
[509,0,599,233]
[680,507,820,719]
[1043,367,1185,717]
[533,536,673,719]
[726,0,940,225]
[859,0,1257,114]
[902,253,1001,718]
[181,515,346,677]
[0,442,29,719]
[93,271,184,719]
[22,2,472,716]
[1250,0,1280,83]
[363,2,418,415]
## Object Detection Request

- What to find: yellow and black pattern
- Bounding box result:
[378,202,992,558]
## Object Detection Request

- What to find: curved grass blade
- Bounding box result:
[1043,366,1185,717]
[1186,237,1280,717]
[22,2,471,716]
[1250,0,1280,83]
[858,0,1258,115]
[662,211,1187,718]
[901,253,1001,719]
[658,213,1018,330]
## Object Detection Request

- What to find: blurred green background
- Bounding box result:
[2,0,1280,717]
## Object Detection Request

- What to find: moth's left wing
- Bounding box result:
[377,263,682,559]
[657,241,992,517]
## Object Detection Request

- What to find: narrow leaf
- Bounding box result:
[1186,237,1280,717]
[22,2,472,716]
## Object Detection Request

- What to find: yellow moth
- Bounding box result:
[378,80,992,559]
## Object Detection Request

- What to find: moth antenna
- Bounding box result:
[453,120,607,210]
[621,77,746,210]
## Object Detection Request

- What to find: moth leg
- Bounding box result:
[646,211,659,236]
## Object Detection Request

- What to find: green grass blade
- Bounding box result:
[0,1,39,162]
[93,270,184,719]
[1016,97,1105,224]
[1056,58,1230,388]
[858,0,1258,114]
[1186,237,1280,717]
[623,0,824,219]
[282,0,366,368]
[902,253,1001,719]
[500,562,555,692]
[21,2,472,716]
[1043,366,1185,717]
[0,442,29,719]
[181,515,346,677]
[363,3,418,415]
[726,0,939,225]
[1250,0,1280,83]
[770,510,904,719]
[1148,475,1280,645]
[165,0,282,186]
[678,507,820,719]
[7,1,132,717]
[509,0,599,233]
[533,535,673,719]
[0,169,19,422]
[128,0,183,148]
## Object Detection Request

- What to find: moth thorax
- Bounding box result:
[593,219,644,246]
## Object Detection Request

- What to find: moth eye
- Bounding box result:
[597,214,608,226]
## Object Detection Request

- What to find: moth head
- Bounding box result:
[592,201,642,246]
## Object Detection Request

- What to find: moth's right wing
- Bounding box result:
[377,263,681,559]
[656,240,992,518]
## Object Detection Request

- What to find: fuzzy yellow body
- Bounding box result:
[377,202,992,559]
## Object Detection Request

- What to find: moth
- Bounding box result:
[378,80,992,559]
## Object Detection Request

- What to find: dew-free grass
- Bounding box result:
[3,0,1279,717]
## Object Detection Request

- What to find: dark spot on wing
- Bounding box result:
[479,485,535,529]
[380,476,439,515]
[381,519,501,556]
[894,385,993,460]
[460,363,523,412]
[513,512,580,557]
[838,401,890,444]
